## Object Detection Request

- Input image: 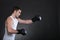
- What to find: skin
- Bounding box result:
[5,9,33,34]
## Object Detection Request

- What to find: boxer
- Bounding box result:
[3,6,41,40]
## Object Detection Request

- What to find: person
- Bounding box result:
[3,6,41,40]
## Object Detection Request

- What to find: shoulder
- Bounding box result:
[6,16,13,23]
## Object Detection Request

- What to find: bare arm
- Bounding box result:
[6,17,18,34]
[18,18,33,24]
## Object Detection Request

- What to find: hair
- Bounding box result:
[11,6,21,13]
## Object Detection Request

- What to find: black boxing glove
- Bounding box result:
[17,29,27,35]
[31,15,42,22]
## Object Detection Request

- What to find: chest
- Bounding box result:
[12,18,18,30]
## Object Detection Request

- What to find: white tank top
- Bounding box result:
[3,16,18,40]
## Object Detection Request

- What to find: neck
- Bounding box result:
[11,13,16,18]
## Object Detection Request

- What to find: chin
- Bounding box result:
[16,16,18,18]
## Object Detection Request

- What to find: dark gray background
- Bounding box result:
[0,0,60,40]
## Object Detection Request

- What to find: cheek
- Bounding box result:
[17,13,19,15]
[16,13,18,16]
[17,13,20,16]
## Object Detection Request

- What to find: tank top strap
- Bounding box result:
[10,16,18,23]
[10,16,15,21]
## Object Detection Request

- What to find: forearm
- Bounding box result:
[25,20,33,24]
[8,29,18,34]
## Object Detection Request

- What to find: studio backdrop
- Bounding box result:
[0,0,59,40]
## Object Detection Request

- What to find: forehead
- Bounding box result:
[17,9,21,12]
